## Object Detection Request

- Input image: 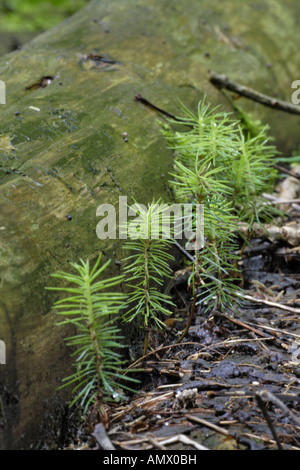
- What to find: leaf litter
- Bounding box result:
[57,171,300,451]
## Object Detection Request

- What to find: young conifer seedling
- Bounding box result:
[48,255,139,414]
[161,97,279,333]
[121,200,175,354]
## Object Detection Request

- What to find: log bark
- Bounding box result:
[0,0,300,449]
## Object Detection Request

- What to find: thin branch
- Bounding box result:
[273,164,300,180]
[159,434,209,451]
[258,389,300,428]
[249,322,300,341]
[146,435,167,450]
[172,239,195,262]
[127,341,205,368]
[186,414,231,437]
[213,311,269,338]
[135,94,180,121]
[262,193,300,204]
[255,393,283,450]
[238,292,300,314]
[234,241,280,257]
[209,71,300,116]
[176,295,199,344]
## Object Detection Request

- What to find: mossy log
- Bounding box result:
[0,0,299,449]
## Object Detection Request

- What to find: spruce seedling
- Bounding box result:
[48,255,139,414]
[121,200,175,354]
[161,97,278,333]
[163,97,278,227]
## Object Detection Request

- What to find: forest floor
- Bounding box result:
[55,170,300,452]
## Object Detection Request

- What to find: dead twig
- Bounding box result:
[212,390,300,403]
[92,423,116,450]
[213,311,269,338]
[128,341,205,368]
[124,415,147,429]
[135,94,181,121]
[238,293,300,314]
[273,164,300,181]
[159,434,209,450]
[209,71,300,116]
[146,435,167,450]
[235,241,280,258]
[186,414,231,437]
[255,392,284,450]
[258,389,300,428]
[240,432,300,450]
[172,239,195,262]
[250,322,300,341]
[176,296,200,344]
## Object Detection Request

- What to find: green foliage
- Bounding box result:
[221,90,267,139]
[0,0,88,33]
[277,154,300,164]
[277,146,300,167]
[163,97,278,227]
[162,97,279,312]
[49,97,281,414]
[230,128,278,226]
[163,100,238,175]
[122,200,175,330]
[48,255,139,413]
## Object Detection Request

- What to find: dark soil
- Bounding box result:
[55,231,300,451]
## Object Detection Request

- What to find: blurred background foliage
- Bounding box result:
[0,0,90,54]
[0,0,89,32]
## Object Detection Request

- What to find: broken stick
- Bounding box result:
[209,71,300,116]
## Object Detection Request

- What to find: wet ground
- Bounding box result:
[57,226,300,451]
